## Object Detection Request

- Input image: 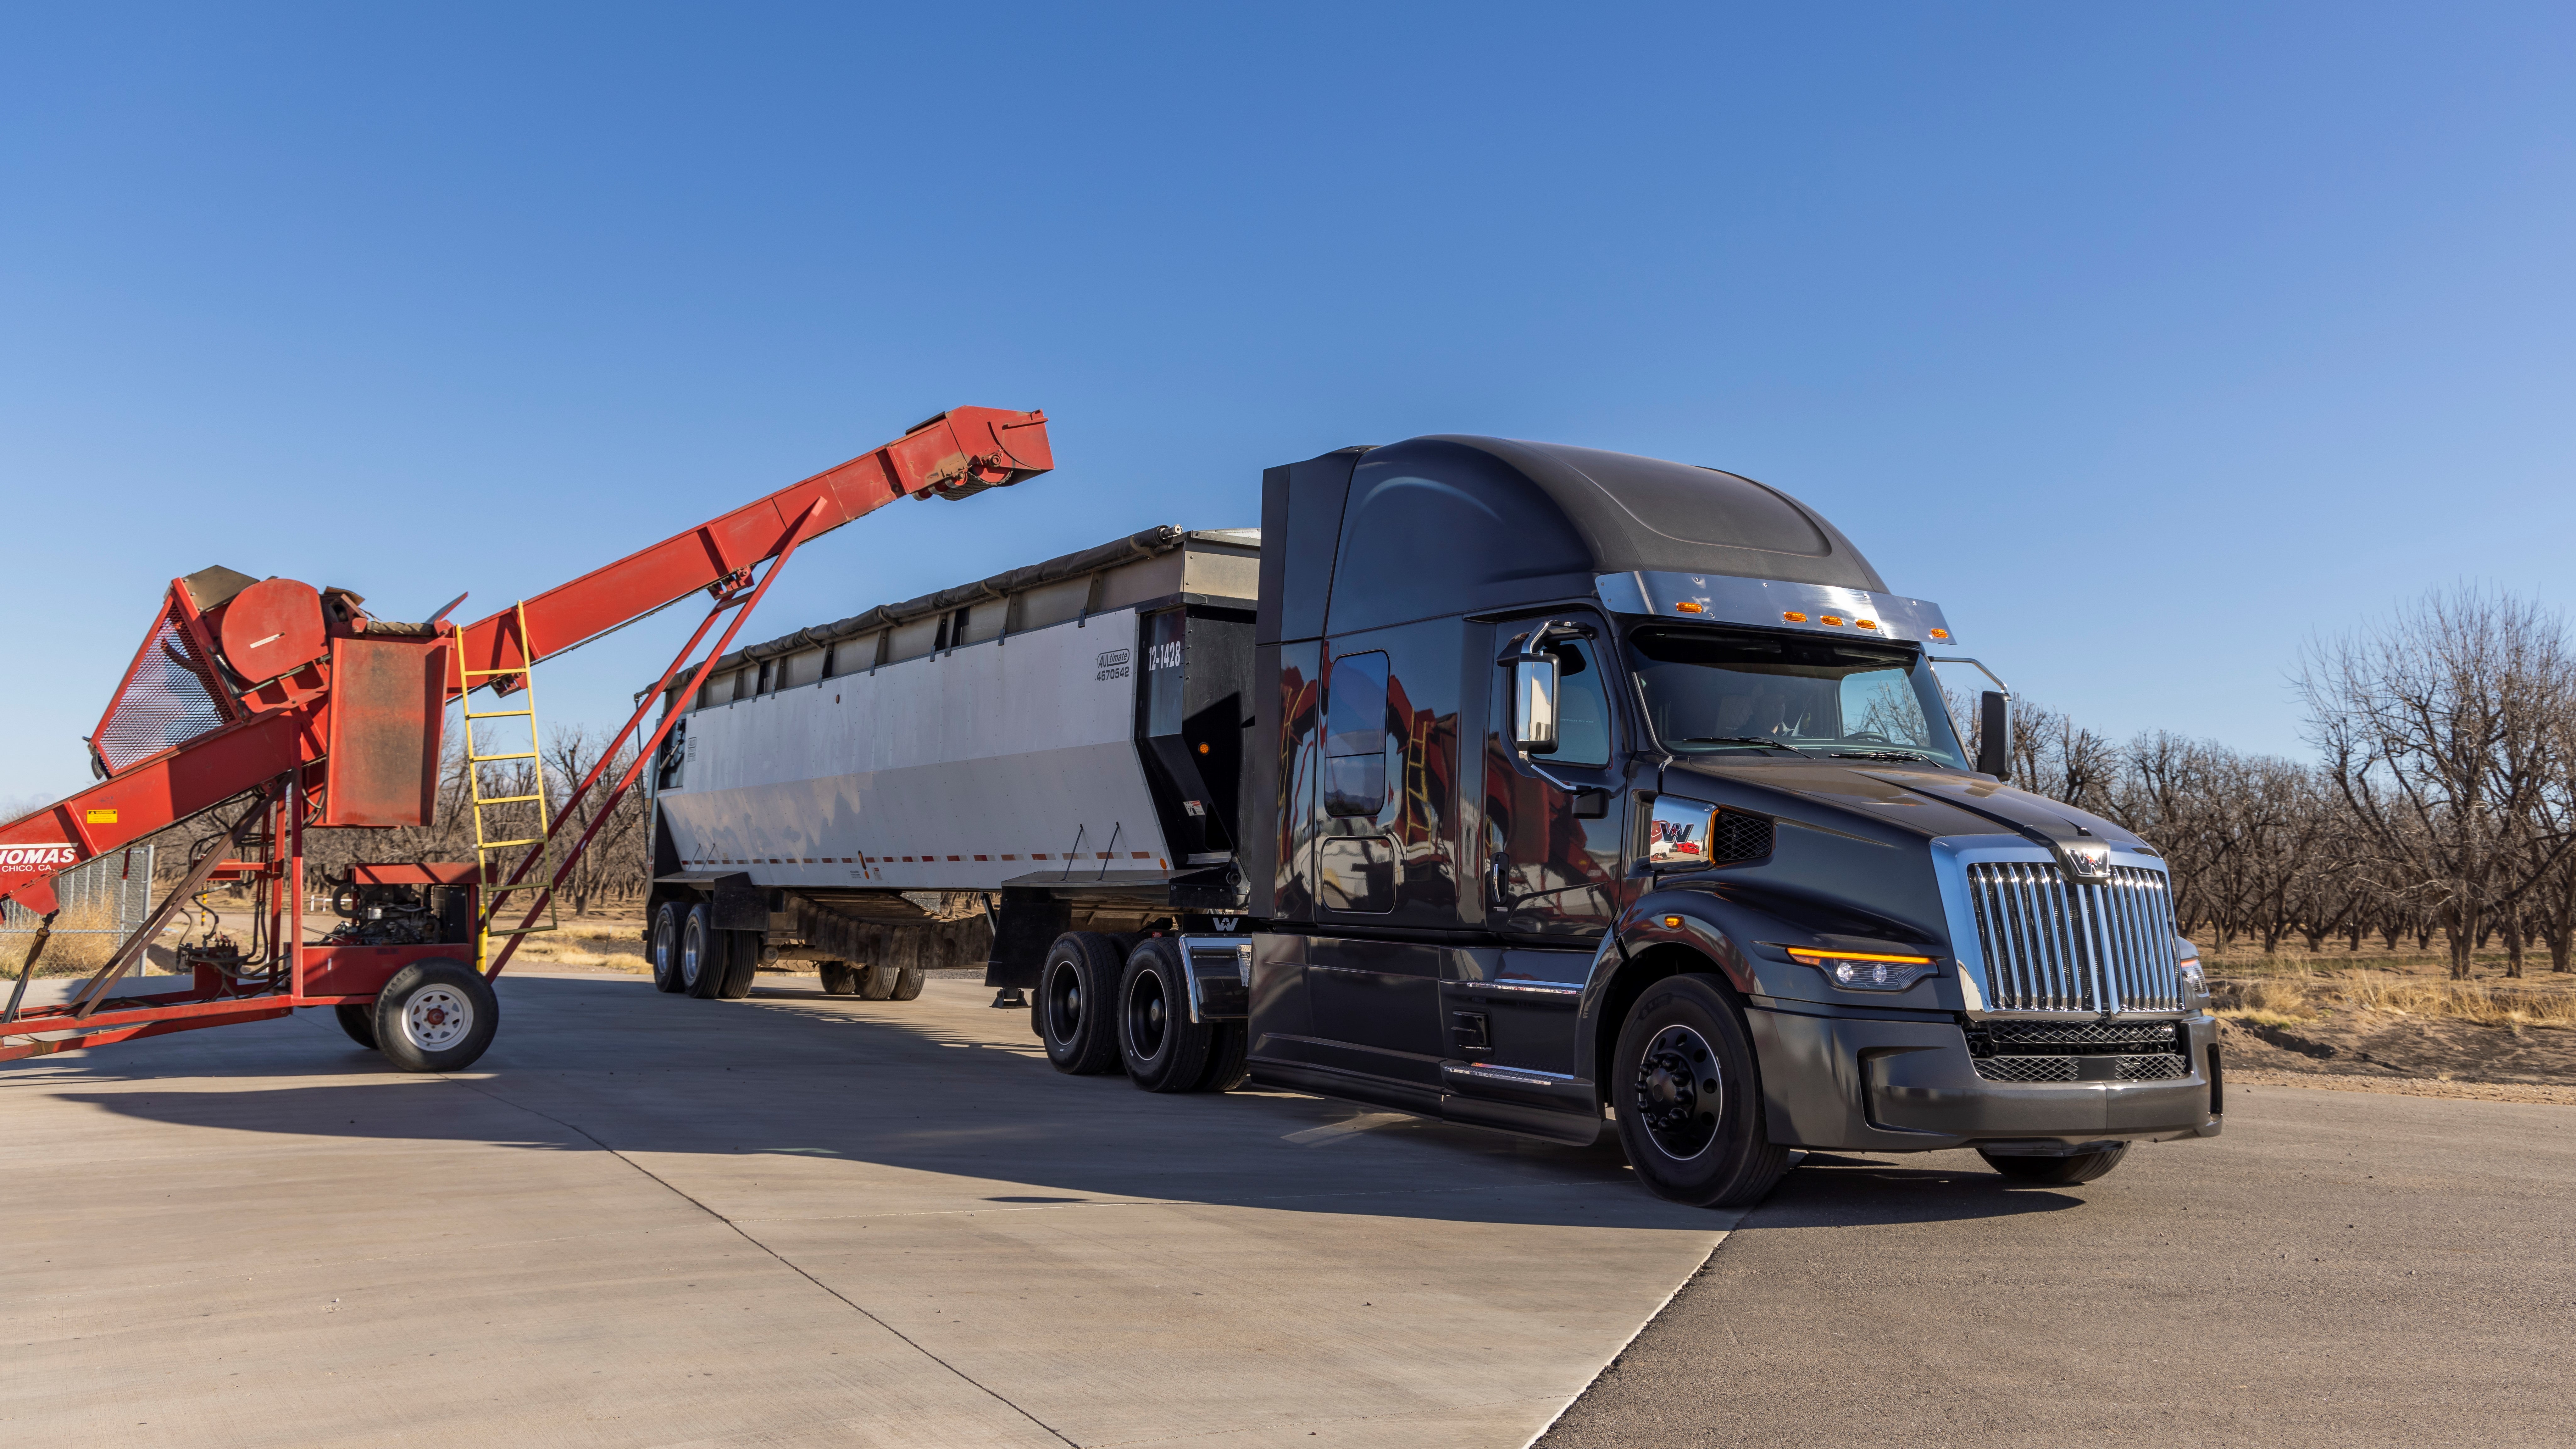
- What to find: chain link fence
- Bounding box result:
[2,847,159,974]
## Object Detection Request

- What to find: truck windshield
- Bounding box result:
[1628,626,1967,766]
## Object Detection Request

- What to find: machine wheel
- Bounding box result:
[374,958,499,1073]
[334,1002,380,1051]
[1194,1019,1250,1092]
[819,961,860,995]
[714,932,759,999]
[1119,937,1217,1092]
[649,901,687,994]
[856,962,897,1000]
[1610,973,1790,1209]
[1980,1144,2130,1184]
[681,902,724,998]
[886,963,926,1001]
[1036,932,1125,1075]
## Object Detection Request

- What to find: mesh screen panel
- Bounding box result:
[95,606,230,772]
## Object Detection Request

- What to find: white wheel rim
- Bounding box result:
[402,986,474,1051]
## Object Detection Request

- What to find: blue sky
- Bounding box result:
[4,4,2572,808]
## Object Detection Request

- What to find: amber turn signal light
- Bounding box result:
[1663,915,1684,928]
[1781,610,1808,623]
[1820,614,1845,627]
[1675,601,1705,613]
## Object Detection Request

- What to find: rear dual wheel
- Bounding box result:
[1120,938,1245,1093]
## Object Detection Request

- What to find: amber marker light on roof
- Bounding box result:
[1820,614,1845,626]
[1675,600,1705,613]
[1856,619,1878,630]
[1782,610,1808,623]
[1929,628,1951,640]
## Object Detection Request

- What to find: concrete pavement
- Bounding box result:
[2,972,1730,1448]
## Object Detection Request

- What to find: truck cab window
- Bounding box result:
[1629,627,1965,766]
[1545,639,1612,768]
[1323,650,1390,816]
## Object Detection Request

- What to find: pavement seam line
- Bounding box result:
[1519,1233,1731,1449]
[445,1075,1082,1449]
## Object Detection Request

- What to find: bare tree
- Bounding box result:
[2299,587,2576,979]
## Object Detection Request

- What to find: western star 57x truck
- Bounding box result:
[641,434,2220,1207]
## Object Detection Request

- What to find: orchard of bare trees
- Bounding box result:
[1974,586,2576,980]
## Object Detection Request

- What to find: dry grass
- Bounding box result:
[2213,968,2576,1029]
[0,901,180,978]
[504,926,650,974]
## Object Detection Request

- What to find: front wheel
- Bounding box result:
[1610,973,1790,1209]
[374,959,499,1073]
[1980,1144,2129,1184]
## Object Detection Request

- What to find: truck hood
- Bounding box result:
[1666,758,2152,876]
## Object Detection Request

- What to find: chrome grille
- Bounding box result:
[1964,861,2183,1014]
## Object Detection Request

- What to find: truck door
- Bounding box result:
[1475,612,1631,945]
[1296,619,1464,1090]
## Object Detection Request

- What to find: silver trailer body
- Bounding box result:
[650,527,1259,901]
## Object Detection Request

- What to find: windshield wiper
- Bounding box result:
[1829,748,1942,763]
[1678,736,1805,754]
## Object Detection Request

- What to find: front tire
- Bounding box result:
[1980,1144,2129,1184]
[1036,932,1125,1075]
[374,958,499,1073]
[649,901,687,994]
[1119,937,1216,1092]
[1610,973,1790,1208]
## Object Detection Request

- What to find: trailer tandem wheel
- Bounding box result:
[855,963,897,1000]
[819,962,860,995]
[681,902,724,998]
[886,964,925,1001]
[714,932,759,999]
[649,901,687,994]
[1036,932,1125,1075]
[374,958,499,1073]
[334,1003,380,1051]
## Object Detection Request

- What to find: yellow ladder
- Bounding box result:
[460,601,557,968]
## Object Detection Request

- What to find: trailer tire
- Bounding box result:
[649,901,688,994]
[1979,1144,2129,1185]
[374,958,498,1073]
[819,961,859,995]
[1037,932,1124,1075]
[887,963,926,1001]
[681,903,725,998]
[856,962,896,1000]
[334,1002,379,1051]
[1119,937,1216,1092]
[715,932,759,999]
[1610,973,1790,1209]
[1194,1019,1249,1092]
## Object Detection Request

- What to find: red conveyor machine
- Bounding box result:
[0,407,1052,1069]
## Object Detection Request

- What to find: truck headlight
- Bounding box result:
[1788,948,1935,991]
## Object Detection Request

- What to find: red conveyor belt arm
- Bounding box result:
[444,407,1052,695]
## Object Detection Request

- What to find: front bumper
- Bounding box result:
[1746,1003,2222,1154]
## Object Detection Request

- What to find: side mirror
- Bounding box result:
[1976,691,2010,780]
[1511,653,1560,754]
[1646,794,1717,869]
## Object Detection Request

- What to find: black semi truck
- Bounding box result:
[643,433,2220,1207]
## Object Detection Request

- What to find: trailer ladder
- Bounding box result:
[459,600,558,965]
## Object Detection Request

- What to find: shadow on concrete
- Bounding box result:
[14,973,2071,1230]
